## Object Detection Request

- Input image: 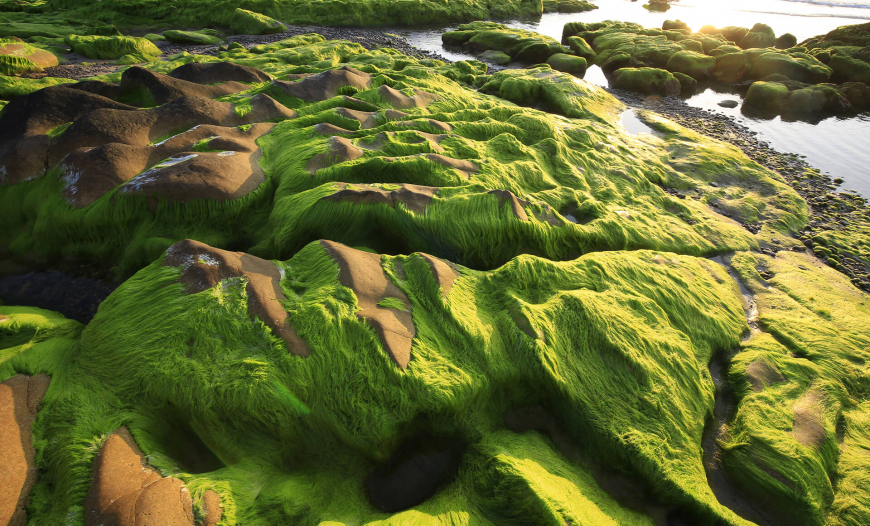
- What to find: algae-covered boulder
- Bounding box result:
[566,35,595,59]
[749,51,832,83]
[739,23,776,49]
[162,29,223,45]
[612,67,681,96]
[714,52,750,82]
[143,33,166,43]
[776,33,797,49]
[699,25,749,44]
[0,39,58,75]
[840,81,870,110]
[743,80,789,112]
[662,20,690,32]
[783,84,852,114]
[65,35,161,60]
[546,53,587,76]
[665,50,715,80]
[543,0,598,13]
[479,49,510,65]
[443,22,569,63]
[673,71,697,94]
[801,22,870,49]
[230,8,287,35]
[828,53,870,84]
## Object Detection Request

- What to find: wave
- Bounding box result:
[737,8,870,19]
[776,0,870,9]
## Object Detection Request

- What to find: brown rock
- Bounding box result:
[60,122,275,207]
[307,136,365,174]
[745,358,785,392]
[162,239,310,356]
[120,67,251,106]
[169,61,272,85]
[0,374,50,526]
[488,189,529,220]
[792,390,826,449]
[321,183,439,213]
[319,240,415,368]
[377,85,439,109]
[418,253,459,297]
[200,490,222,526]
[272,66,371,102]
[84,427,200,526]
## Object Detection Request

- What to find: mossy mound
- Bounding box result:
[443,21,570,63]
[230,8,287,36]
[0,0,543,30]
[802,22,870,49]
[0,38,58,75]
[163,29,223,46]
[545,52,587,76]
[743,80,854,118]
[612,67,681,96]
[542,0,598,13]
[65,34,160,60]
[1,34,869,526]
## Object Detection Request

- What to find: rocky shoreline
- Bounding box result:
[20,25,870,300]
[613,89,870,292]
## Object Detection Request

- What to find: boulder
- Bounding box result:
[749,52,832,83]
[673,71,697,94]
[230,8,287,35]
[743,81,789,111]
[666,50,716,80]
[839,81,870,110]
[0,40,58,75]
[162,30,223,45]
[801,22,870,49]
[663,20,690,32]
[64,35,161,60]
[699,25,749,44]
[709,44,742,58]
[739,23,776,49]
[828,53,870,84]
[543,0,598,13]
[612,67,681,96]
[546,53,587,76]
[783,84,852,114]
[480,49,511,65]
[714,52,750,83]
[566,35,595,59]
[776,33,797,49]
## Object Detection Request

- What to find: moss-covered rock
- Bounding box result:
[546,53,587,76]
[479,49,510,65]
[162,29,223,45]
[698,25,749,44]
[748,51,832,83]
[828,53,870,84]
[744,80,789,112]
[64,34,161,60]
[230,8,287,36]
[0,39,58,75]
[566,35,595,59]
[673,71,697,94]
[775,33,797,49]
[444,22,569,64]
[715,52,751,82]
[612,66,681,96]
[801,22,870,49]
[739,23,776,49]
[665,50,715,80]
[662,20,690,32]
[543,0,598,13]
[143,33,166,43]
[783,84,852,114]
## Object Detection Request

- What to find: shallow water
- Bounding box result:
[398,0,870,196]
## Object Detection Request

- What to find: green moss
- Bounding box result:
[443,22,570,63]
[65,34,160,60]
[162,29,223,45]
[612,67,681,96]
[0,73,73,99]
[230,8,287,36]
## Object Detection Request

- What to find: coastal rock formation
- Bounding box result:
[0,29,869,526]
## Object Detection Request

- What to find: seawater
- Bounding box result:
[398,0,870,196]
